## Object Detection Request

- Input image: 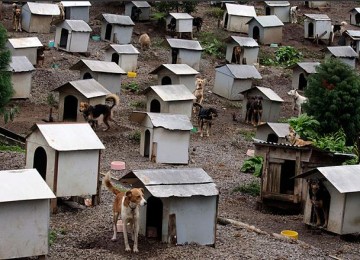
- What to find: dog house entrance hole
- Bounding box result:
[83,72,93,79]
[33,147,47,180]
[146,196,163,240]
[105,24,112,41]
[298,73,307,91]
[356,13,360,24]
[308,22,314,38]
[59,28,69,49]
[224,13,228,28]
[280,160,295,194]
[267,133,278,143]
[253,26,260,42]
[63,95,78,121]
[265,7,271,15]
[144,130,150,157]
[161,76,172,85]
[111,53,120,64]
[150,99,161,113]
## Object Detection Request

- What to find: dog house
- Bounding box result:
[60,1,91,23]
[70,59,126,94]
[54,20,92,53]
[298,165,360,235]
[100,14,135,44]
[325,46,358,68]
[130,112,193,164]
[166,13,194,38]
[223,3,257,33]
[52,78,111,122]
[290,62,320,91]
[8,56,35,99]
[166,38,203,71]
[213,64,262,100]
[149,64,199,92]
[247,15,284,45]
[125,1,151,21]
[240,86,283,122]
[6,37,43,65]
[264,1,290,23]
[255,122,290,143]
[225,36,259,65]
[344,30,360,55]
[0,169,56,260]
[303,14,331,40]
[142,84,196,118]
[104,44,139,72]
[21,2,60,33]
[349,8,360,27]
[25,123,105,212]
[304,1,329,8]
[119,168,219,245]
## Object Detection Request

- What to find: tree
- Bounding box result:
[303,58,360,144]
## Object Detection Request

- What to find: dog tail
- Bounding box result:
[103,172,121,195]
[193,102,203,108]
[105,94,120,109]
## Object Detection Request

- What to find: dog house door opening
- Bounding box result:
[146,196,163,240]
[83,72,93,79]
[265,7,271,15]
[161,76,172,85]
[59,28,69,49]
[267,133,278,143]
[308,22,314,38]
[105,24,112,40]
[298,73,307,91]
[111,53,120,64]
[150,99,161,113]
[253,26,260,41]
[33,147,47,180]
[356,13,360,24]
[280,160,296,194]
[224,13,228,29]
[144,130,150,157]
[63,95,78,121]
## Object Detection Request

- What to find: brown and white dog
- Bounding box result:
[13,3,22,32]
[103,172,147,253]
[308,179,330,228]
[286,127,312,146]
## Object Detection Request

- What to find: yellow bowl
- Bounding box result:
[127,71,137,78]
[281,230,298,240]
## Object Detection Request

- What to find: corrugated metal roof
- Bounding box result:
[131,1,151,8]
[31,123,105,151]
[240,86,284,102]
[167,38,203,51]
[216,64,262,79]
[0,169,56,203]
[8,37,43,49]
[109,44,140,54]
[225,3,257,17]
[53,78,111,98]
[327,46,358,58]
[296,62,320,74]
[149,64,199,75]
[247,15,284,27]
[8,56,35,72]
[345,30,360,39]
[143,84,196,101]
[130,112,193,130]
[227,36,259,47]
[70,59,126,74]
[264,1,290,7]
[169,13,193,20]
[26,2,60,15]
[304,14,330,20]
[61,1,92,7]
[258,122,290,137]
[62,20,92,32]
[102,13,135,26]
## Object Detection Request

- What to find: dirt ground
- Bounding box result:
[1,1,360,260]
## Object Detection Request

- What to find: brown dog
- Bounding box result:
[193,78,206,105]
[286,127,312,146]
[308,179,330,228]
[139,33,151,50]
[234,46,242,64]
[13,4,22,32]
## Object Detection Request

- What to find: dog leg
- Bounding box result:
[200,120,204,137]
[111,212,119,241]
[133,221,140,253]
[322,208,328,228]
[103,116,111,132]
[123,221,131,252]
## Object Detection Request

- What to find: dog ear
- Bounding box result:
[140,188,144,194]
[126,190,132,197]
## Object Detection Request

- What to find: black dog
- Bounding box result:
[193,17,203,32]
[308,179,330,228]
[193,103,218,137]
[245,96,263,126]
[168,18,176,32]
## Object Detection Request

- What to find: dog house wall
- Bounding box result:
[255,122,290,143]
[223,4,257,33]
[125,1,151,21]
[101,14,134,44]
[349,8,360,27]
[247,16,284,45]
[291,62,320,90]
[0,169,56,259]
[166,13,193,33]
[104,44,139,72]
[8,56,35,99]
[303,14,331,39]
[61,1,91,23]
[264,1,290,23]
[325,46,358,68]
[167,39,203,71]
[344,30,360,56]
[225,36,259,64]
[6,37,43,65]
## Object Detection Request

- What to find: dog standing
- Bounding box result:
[308,179,330,228]
[245,95,263,126]
[193,103,218,137]
[13,3,22,32]
[290,6,299,24]
[37,46,45,67]
[287,89,308,116]
[139,33,151,50]
[103,172,147,253]
[234,46,242,64]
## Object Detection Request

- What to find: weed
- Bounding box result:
[238,129,255,141]
[128,130,141,143]
[198,31,226,59]
[123,82,140,93]
[0,143,25,153]
[232,180,260,197]
[49,230,57,246]
[130,100,146,109]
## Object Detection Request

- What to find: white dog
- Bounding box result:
[287,89,308,116]
[290,6,299,24]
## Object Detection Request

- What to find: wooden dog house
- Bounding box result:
[166,13,194,38]
[6,37,43,65]
[100,14,135,44]
[223,3,257,33]
[325,46,358,68]
[255,122,290,143]
[60,1,91,23]
[225,36,259,65]
[8,56,35,99]
[125,1,151,21]
[290,62,320,91]
[25,123,105,212]
[130,112,193,164]
[104,44,139,73]
[247,15,284,45]
[119,168,219,245]
[0,169,56,260]
[303,14,331,41]
[264,1,290,23]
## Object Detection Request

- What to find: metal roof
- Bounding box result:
[247,15,284,27]
[149,64,199,75]
[349,7,360,14]
[264,1,290,7]
[70,59,126,74]
[8,56,35,72]
[102,13,135,26]
[142,84,196,101]
[225,3,257,17]
[29,123,105,151]
[61,1,92,7]
[108,44,140,54]
[257,122,290,138]
[327,46,358,58]
[130,1,151,8]
[226,36,259,47]
[25,2,60,15]
[304,14,330,21]
[130,112,193,130]
[240,86,284,102]
[60,20,92,32]
[345,30,360,39]
[169,13,193,20]
[0,169,56,203]
[296,62,320,74]
[216,64,262,79]
[121,168,219,197]
[167,38,203,51]
[53,78,111,98]
[8,37,43,49]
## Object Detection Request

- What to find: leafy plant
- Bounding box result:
[287,113,320,140]
[274,46,303,67]
[49,230,57,246]
[199,31,226,59]
[232,180,260,196]
[312,129,353,154]
[123,82,140,93]
[240,156,263,177]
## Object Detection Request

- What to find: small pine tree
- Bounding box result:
[303,58,360,144]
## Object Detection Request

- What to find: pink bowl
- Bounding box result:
[111,161,125,170]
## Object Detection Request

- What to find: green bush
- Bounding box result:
[232,180,260,197]
[274,46,303,67]
[240,156,263,177]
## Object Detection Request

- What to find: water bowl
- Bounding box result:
[48,40,55,48]
[281,230,298,240]
[111,161,125,170]
[91,35,101,41]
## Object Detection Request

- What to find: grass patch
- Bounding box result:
[198,31,226,59]
[232,180,260,197]
[122,82,140,93]
[0,143,25,153]
[238,129,255,141]
[130,100,146,109]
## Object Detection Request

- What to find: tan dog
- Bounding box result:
[193,78,206,105]
[234,46,242,64]
[286,127,312,146]
[139,33,151,50]
[103,172,147,253]
[13,4,22,32]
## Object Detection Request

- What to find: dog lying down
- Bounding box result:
[286,127,312,146]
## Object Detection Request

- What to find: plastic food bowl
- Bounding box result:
[111,161,125,170]
[127,71,137,78]
[91,35,101,41]
[281,230,298,240]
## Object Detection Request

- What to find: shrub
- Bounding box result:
[240,156,263,177]
[274,46,303,67]
[198,31,226,59]
[123,82,140,93]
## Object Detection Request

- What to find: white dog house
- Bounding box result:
[349,8,360,27]
[213,64,262,100]
[344,30,360,55]
[8,56,35,99]
[223,3,257,33]
[247,15,284,45]
[255,122,290,143]
[6,37,43,65]
[290,62,320,90]
[166,38,203,71]
[304,14,331,40]
[325,46,358,68]
[54,20,92,53]
[240,86,284,122]
[119,168,219,245]
[21,2,60,33]
[0,169,56,260]
[125,1,151,21]
[70,59,126,94]
[100,14,135,44]
[52,78,111,122]
[130,112,193,164]
[166,13,194,38]
[299,165,360,235]
[225,36,259,64]
[142,84,195,118]
[61,1,91,23]
[304,1,329,8]
[104,44,139,72]
[25,123,105,211]
[149,64,199,92]
[264,1,290,23]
